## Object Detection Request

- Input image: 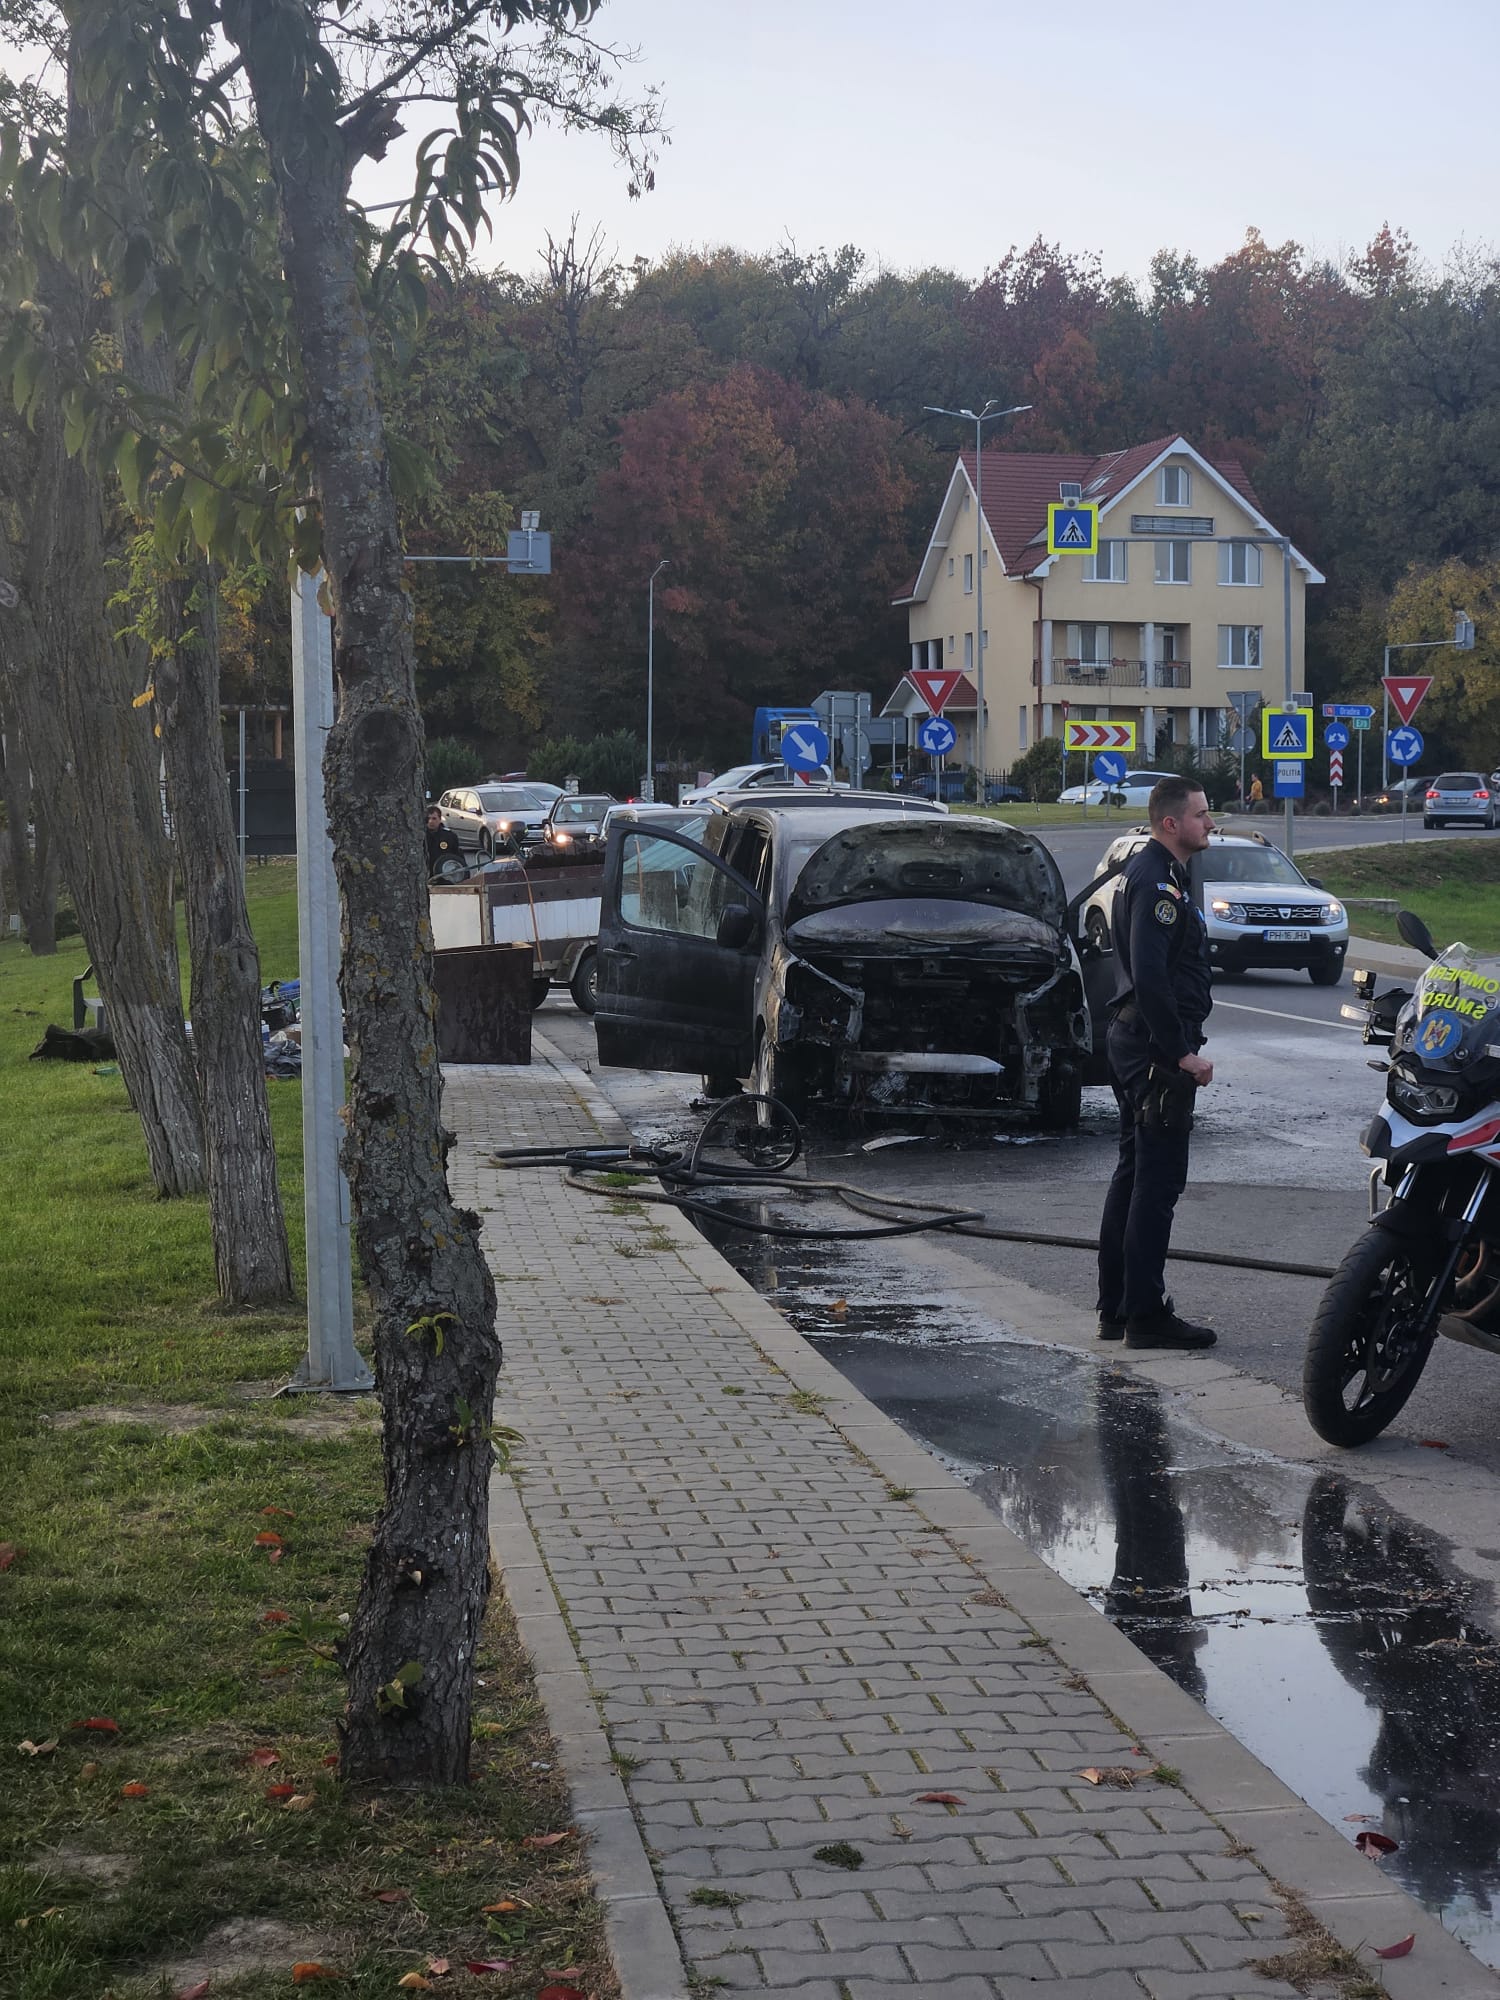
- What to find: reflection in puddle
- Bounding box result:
[705,1217,1500,1969]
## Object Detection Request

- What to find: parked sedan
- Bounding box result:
[595,799,1092,1126]
[437,784,550,857]
[540,792,617,855]
[1058,768,1175,807]
[1424,772,1497,830]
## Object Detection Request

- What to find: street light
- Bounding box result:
[922,400,1033,792]
[1380,611,1476,787]
[645,558,669,803]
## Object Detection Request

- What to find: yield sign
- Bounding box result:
[909,667,966,715]
[1383,675,1432,726]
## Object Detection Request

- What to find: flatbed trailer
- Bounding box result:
[429,855,604,1011]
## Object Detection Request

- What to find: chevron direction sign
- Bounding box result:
[1064,720,1136,751]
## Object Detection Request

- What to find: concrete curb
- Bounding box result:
[493,1030,1498,1998]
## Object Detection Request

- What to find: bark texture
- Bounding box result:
[0,693,62,955]
[227,0,501,1785]
[0,237,204,1195]
[156,571,294,1301]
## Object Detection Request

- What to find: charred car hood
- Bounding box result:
[783,819,1066,932]
[785,897,1063,957]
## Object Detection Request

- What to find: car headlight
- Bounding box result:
[496,819,512,832]
[1210,898,1248,923]
[1327,900,1344,923]
[555,830,571,845]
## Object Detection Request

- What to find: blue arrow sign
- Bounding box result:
[780,723,830,773]
[1324,723,1349,751]
[917,715,956,757]
[1093,751,1128,783]
[1388,726,1423,767]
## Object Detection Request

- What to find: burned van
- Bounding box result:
[594,799,1091,1126]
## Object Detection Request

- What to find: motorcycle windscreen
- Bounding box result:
[782,819,1066,931]
[1405,947,1500,1065]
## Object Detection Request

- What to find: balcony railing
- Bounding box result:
[1044,658,1192,690]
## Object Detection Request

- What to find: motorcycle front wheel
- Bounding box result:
[1303,1225,1437,1446]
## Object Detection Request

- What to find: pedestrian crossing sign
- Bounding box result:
[1046,502,1098,556]
[1259,705,1313,760]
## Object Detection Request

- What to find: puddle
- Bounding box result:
[703,1213,1500,1970]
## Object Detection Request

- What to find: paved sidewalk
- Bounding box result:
[445,1046,1496,2000]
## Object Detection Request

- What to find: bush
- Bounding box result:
[1008,736,1067,803]
[423,734,483,801]
[528,730,646,801]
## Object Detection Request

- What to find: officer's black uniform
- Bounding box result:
[425,820,463,876]
[1096,835,1212,1328]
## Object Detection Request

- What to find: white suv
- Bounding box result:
[1081,829,1349,986]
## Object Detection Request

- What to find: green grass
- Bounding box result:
[0,864,613,2000]
[1315,840,1500,953]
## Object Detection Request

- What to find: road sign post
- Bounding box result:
[1387,725,1424,845]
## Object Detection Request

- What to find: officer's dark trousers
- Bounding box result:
[1096,1022,1191,1323]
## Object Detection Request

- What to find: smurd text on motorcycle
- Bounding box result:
[1097,776,1219,1351]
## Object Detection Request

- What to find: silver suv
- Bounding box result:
[1082,829,1348,986]
[1424,773,1497,831]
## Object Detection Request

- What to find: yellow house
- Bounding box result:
[889,435,1324,773]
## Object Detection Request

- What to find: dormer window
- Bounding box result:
[1158,464,1190,506]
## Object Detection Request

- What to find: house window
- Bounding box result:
[964,631,974,670]
[1218,624,1262,668]
[1158,465,1190,506]
[1078,623,1110,665]
[947,556,954,577]
[1018,706,1028,750]
[1155,540,1191,584]
[947,634,955,655]
[963,553,973,593]
[1085,541,1127,583]
[1159,625,1183,662]
[1219,541,1263,586]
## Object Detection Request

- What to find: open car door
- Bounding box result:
[595,825,763,1078]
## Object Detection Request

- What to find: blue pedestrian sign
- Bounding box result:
[1324,723,1350,751]
[1046,502,1098,556]
[780,722,830,773]
[1388,726,1424,767]
[1261,706,1313,759]
[1093,751,1128,783]
[917,715,956,757]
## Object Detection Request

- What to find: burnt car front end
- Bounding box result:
[765,820,1090,1122]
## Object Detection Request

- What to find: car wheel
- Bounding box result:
[479,831,494,860]
[1084,909,1111,955]
[568,947,598,1015]
[751,1031,807,1124]
[1036,1060,1083,1131]
[1308,958,1343,987]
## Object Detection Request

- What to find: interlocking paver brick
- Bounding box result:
[445,1060,1425,1997]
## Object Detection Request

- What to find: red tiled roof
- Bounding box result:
[956,437,1266,578]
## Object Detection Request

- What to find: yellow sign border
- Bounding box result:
[1260,705,1314,761]
[1046,502,1099,558]
[1064,720,1137,752]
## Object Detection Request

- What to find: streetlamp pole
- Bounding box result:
[646,558,668,803]
[923,401,1032,797]
[1380,616,1474,789]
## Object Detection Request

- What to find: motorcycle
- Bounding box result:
[1303,911,1500,1446]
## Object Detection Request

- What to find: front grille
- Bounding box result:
[1242,903,1329,925]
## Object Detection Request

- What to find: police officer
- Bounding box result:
[1096,776,1217,1349]
[425,805,463,877]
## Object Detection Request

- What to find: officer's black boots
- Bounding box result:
[1097,1315,1126,1342]
[1124,1300,1216,1350]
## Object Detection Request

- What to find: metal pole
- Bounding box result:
[284,569,371,1396]
[974,415,986,800]
[237,707,247,876]
[1382,642,1390,790]
[1282,537,1295,857]
[1358,725,1364,804]
[646,559,667,804]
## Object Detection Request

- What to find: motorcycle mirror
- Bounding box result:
[1396,909,1438,960]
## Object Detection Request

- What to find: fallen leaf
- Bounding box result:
[246,1748,281,1768]
[70,1717,120,1735]
[79,1761,100,1781]
[828,1299,848,1317]
[120,1781,150,1798]
[1374,1933,1416,1959]
[254,1531,283,1548]
[1418,1439,1451,1450]
[396,1978,431,1992]
[265,1784,297,1801]
[463,1964,514,1977]
[425,1961,451,1978]
[261,1610,291,1626]
[1077,1766,1139,1788]
[261,1506,297,1518]
[322,1754,340,1768]
[1343,1812,1379,1822]
[291,1966,343,1985]
[536,1988,587,2000]
[1356,1830,1399,1857]
[269,1548,284,1564]
[175,1983,211,2000]
[17,1739,58,1757]
[0,1544,19,1572]
[283,1792,316,1811]
[519,1829,572,1849]
[482,1901,519,1914]
[370,1888,409,1905]
[915,1791,964,1805]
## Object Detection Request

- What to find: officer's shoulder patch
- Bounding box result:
[1155,880,1182,897]
[1154,897,1179,925]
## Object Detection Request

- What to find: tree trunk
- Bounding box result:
[156,570,294,1302]
[0,232,205,1195]
[227,0,500,1786]
[0,695,61,954]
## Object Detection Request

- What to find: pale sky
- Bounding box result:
[459,0,1499,284]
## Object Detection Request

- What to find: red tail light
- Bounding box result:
[1426,789,1440,800]
[1476,790,1490,800]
